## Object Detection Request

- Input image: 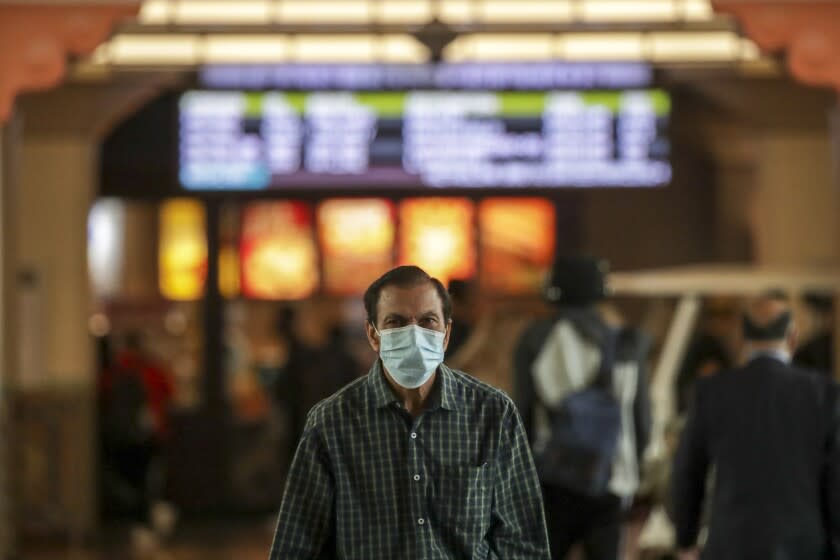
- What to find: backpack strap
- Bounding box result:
[592,327,618,391]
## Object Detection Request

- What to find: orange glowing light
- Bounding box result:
[318,198,395,295]
[159,199,207,300]
[240,202,319,299]
[399,198,475,285]
[479,198,555,293]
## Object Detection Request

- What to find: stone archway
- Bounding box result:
[0,2,139,123]
[714,1,840,94]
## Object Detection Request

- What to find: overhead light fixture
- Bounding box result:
[133,0,720,25]
[97,33,429,65]
[480,0,573,23]
[560,33,645,61]
[174,1,272,24]
[278,0,373,23]
[438,0,475,24]
[414,18,459,62]
[381,34,429,63]
[446,34,555,62]
[93,31,760,65]
[294,35,377,62]
[203,35,289,63]
[683,0,713,20]
[92,0,759,69]
[108,34,200,65]
[579,0,678,22]
[139,0,171,23]
[377,0,432,24]
[650,31,740,61]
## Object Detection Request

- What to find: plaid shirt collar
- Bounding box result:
[367,359,460,412]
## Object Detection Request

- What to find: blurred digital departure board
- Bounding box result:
[179,89,671,190]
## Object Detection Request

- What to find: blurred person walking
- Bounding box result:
[272,306,360,455]
[675,299,737,415]
[671,292,840,560]
[514,255,651,560]
[99,330,176,549]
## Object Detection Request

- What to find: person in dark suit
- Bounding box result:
[794,292,834,376]
[671,292,840,560]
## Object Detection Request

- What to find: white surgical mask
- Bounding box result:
[374,324,446,389]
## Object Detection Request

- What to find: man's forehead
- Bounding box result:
[378,283,443,314]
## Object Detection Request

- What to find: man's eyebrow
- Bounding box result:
[419,310,442,318]
[383,313,408,321]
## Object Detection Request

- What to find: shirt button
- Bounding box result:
[410,432,417,439]
[417,518,425,525]
[413,474,421,481]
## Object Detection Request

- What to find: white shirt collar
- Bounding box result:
[746,349,791,364]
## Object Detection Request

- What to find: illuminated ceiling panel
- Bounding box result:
[136,0,720,25]
[86,1,768,69]
[580,0,677,22]
[445,34,555,62]
[203,35,289,63]
[481,1,573,23]
[279,0,373,23]
[378,0,433,23]
[175,1,272,24]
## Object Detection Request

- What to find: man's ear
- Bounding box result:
[365,320,381,353]
[442,319,452,352]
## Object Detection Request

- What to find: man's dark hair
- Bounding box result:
[545,255,608,306]
[742,290,792,341]
[447,278,474,303]
[364,266,452,325]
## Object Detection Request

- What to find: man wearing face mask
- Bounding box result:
[269,265,550,559]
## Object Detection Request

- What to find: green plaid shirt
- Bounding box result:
[270,361,550,559]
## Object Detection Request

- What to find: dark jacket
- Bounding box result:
[671,355,840,560]
[794,332,834,376]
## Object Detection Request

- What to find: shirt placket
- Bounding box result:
[407,413,431,554]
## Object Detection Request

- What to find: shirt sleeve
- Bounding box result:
[487,403,551,559]
[670,380,710,549]
[270,415,335,560]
